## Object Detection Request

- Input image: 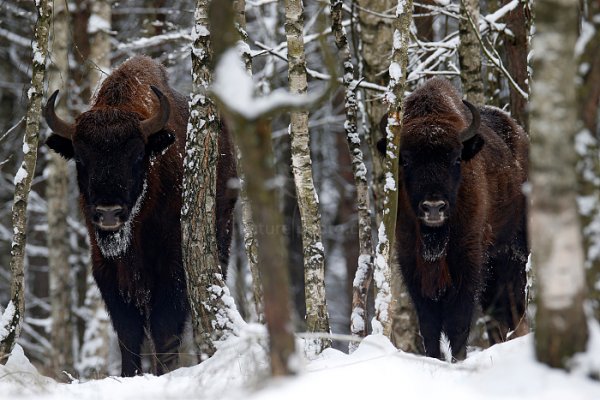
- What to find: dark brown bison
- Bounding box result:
[380,78,529,361]
[44,56,237,376]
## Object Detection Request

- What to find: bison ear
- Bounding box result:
[461,134,484,161]
[147,130,175,155]
[46,134,74,159]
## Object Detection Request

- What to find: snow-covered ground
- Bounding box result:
[1,323,600,400]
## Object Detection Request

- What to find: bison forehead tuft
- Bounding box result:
[74,108,144,144]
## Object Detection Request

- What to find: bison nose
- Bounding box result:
[419,200,448,219]
[92,205,126,231]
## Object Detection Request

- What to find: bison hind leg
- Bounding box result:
[481,237,529,345]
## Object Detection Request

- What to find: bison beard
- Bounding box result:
[43,56,238,376]
[95,179,148,259]
[381,77,529,361]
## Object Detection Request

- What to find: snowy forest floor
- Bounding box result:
[2,323,600,400]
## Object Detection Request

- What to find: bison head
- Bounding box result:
[44,86,174,258]
[380,101,483,261]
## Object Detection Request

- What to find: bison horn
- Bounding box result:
[140,85,170,138]
[460,100,480,142]
[44,90,75,140]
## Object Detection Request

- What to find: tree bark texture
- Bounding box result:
[503,0,531,131]
[356,0,395,220]
[284,0,331,354]
[47,0,75,376]
[459,0,484,105]
[530,0,589,369]
[577,0,600,322]
[330,0,374,352]
[0,0,51,362]
[373,0,414,340]
[183,0,238,359]
[235,0,263,323]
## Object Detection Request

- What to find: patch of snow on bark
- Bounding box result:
[0,301,16,341]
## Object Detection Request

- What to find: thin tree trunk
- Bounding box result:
[209,0,331,376]
[78,0,113,378]
[0,0,51,362]
[330,0,374,352]
[529,0,589,369]
[284,0,330,355]
[182,0,241,360]
[577,0,600,322]
[503,0,531,131]
[459,0,484,105]
[47,0,75,377]
[234,0,263,323]
[373,0,414,341]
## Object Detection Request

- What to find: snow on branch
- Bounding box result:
[211,47,334,120]
[117,30,192,51]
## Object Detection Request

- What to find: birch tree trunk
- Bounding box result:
[183,0,242,360]
[577,0,600,322]
[284,0,330,355]
[47,0,75,377]
[0,0,51,362]
[78,0,114,378]
[373,0,415,344]
[529,0,589,369]
[459,0,484,105]
[330,0,374,352]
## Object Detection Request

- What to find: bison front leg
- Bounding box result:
[150,275,189,375]
[99,290,145,376]
[413,297,443,359]
[93,268,145,377]
[442,288,476,362]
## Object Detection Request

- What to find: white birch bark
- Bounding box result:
[0,0,51,362]
[284,0,330,355]
[530,0,589,369]
[459,0,484,105]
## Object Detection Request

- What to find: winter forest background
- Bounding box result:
[0,0,600,397]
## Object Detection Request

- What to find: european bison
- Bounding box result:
[380,78,529,361]
[44,56,237,376]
